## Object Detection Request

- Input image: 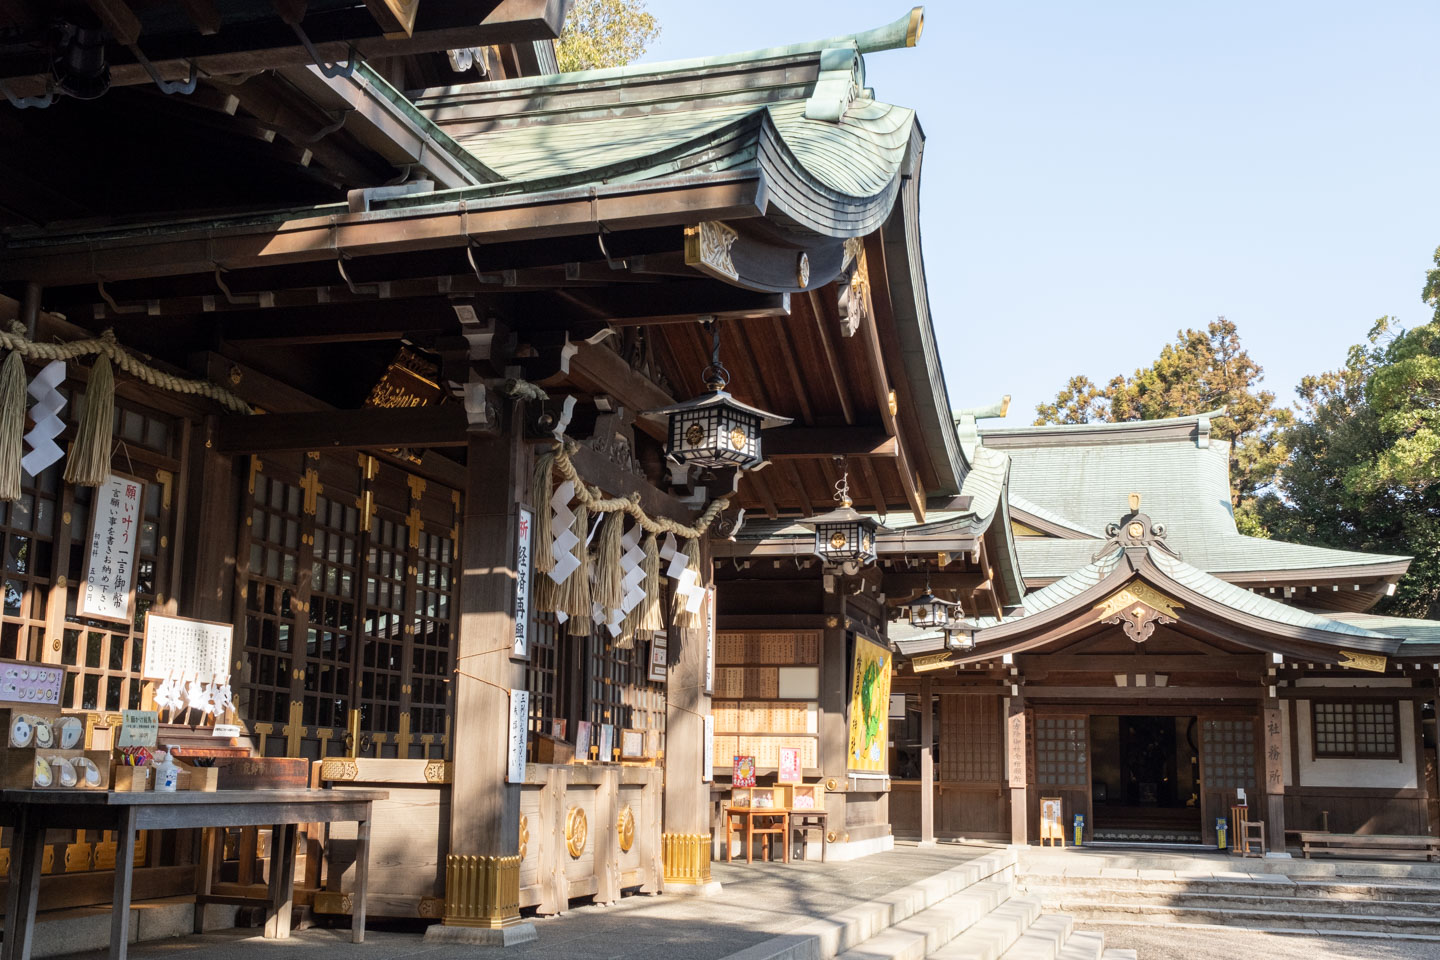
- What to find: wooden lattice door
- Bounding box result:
[1199,716,1258,845]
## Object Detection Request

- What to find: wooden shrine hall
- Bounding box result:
[0,4,973,944]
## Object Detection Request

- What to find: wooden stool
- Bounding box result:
[1239,819,1266,858]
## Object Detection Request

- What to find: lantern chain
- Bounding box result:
[700,320,731,391]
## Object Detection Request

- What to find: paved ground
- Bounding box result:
[1096,924,1440,960]
[47,842,986,960]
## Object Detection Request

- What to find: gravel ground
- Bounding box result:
[1095,923,1440,960]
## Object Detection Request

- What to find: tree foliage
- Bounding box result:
[1035,317,1293,530]
[1259,247,1440,619]
[555,0,660,73]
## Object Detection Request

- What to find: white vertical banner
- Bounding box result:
[704,587,715,696]
[514,506,532,658]
[703,714,714,782]
[507,689,529,784]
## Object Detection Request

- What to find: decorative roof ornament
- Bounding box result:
[1093,493,1181,562]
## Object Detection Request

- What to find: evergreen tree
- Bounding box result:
[555,0,661,73]
[1035,317,1292,534]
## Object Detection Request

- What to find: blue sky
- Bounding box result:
[638,1,1440,425]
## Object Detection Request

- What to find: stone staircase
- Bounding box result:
[725,849,1131,960]
[1019,869,1440,938]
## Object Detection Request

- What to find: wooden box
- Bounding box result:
[0,748,110,789]
[1,706,80,751]
[789,783,823,810]
[214,756,308,789]
[112,765,151,792]
[177,762,219,792]
[534,733,574,765]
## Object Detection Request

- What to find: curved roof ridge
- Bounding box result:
[983,407,1227,440]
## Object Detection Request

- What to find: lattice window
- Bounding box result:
[304,495,359,731]
[940,695,1002,782]
[360,516,407,736]
[1313,701,1399,759]
[1203,719,1256,789]
[526,612,562,736]
[54,399,179,713]
[2,462,58,666]
[585,632,665,759]
[1035,714,1087,785]
[411,528,454,739]
[242,474,304,726]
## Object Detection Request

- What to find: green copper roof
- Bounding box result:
[971,545,1396,646]
[983,413,1411,579]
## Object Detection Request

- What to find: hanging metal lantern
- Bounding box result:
[908,573,961,630]
[945,619,976,651]
[802,471,885,566]
[639,320,791,470]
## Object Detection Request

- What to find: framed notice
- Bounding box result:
[703,714,714,782]
[80,473,145,623]
[507,689,529,783]
[1040,797,1064,845]
[647,635,668,682]
[621,728,646,760]
[732,754,757,787]
[599,723,615,762]
[778,746,802,784]
[575,721,593,761]
[142,613,232,681]
[704,587,715,695]
[513,507,532,659]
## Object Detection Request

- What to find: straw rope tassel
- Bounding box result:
[64,353,114,486]
[531,450,557,573]
[0,351,24,501]
[594,511,624,614]
[638,533,663,631]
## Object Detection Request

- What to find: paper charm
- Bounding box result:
[547,480,580,585]
[619,523,646,616]
[211,680,233,718]
[154,675,185,714]
[21,360,66,477]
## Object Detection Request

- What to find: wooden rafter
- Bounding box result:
[856,303,924,523]
[804,289,855,425]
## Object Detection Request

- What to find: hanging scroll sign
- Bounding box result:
[514,506,532,659]
[79,474,144,622]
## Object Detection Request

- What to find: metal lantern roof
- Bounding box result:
[637,389,793,432]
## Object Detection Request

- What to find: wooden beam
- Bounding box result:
[784,462,814,517]
[544,340,674,441]
[745,468,780,520]
[769,315,814,426]
[563,441,695,527]
[86,0,142,45]
[557,284,790,327]
[214,406,469,453]
[1015,655,1266,675]
[856,304,924,524]
[1022,686,1263,701]
[805,289,854,425]
[857,456,887,517]
[177,0,221,34]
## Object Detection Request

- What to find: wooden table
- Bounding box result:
[790,809,829,862]
[723,806,790,864]
[0,787,387,960]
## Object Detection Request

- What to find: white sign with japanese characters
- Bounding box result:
[142,613,232,681]
[80,474,144,622]
[514,507,532,659]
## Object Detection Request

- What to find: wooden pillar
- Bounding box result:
[1262,701,1285,855]
[183,417,241,623]
[818,589,849,847]
[426,427,536,946]
[919,677,935,846]
[1007,695,1028,846]
[662,541,716,888]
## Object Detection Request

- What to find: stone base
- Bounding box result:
[823,833,895,862]
[916,840,938,849]
[423,921,538,946]
[664,880,724,897]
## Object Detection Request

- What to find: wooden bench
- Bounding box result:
[1299,831,1440,861]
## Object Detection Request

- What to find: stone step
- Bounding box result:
[1048,899,1440,934]
[1055,930,1104,960]
[1100,950,1138,960]
[1020,873,1440,904]
[995,913,1075,960]
[927,896,1043,960]
[835,880,1015,960]
[1030,888,1440,917]
[724,851,1018,960]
